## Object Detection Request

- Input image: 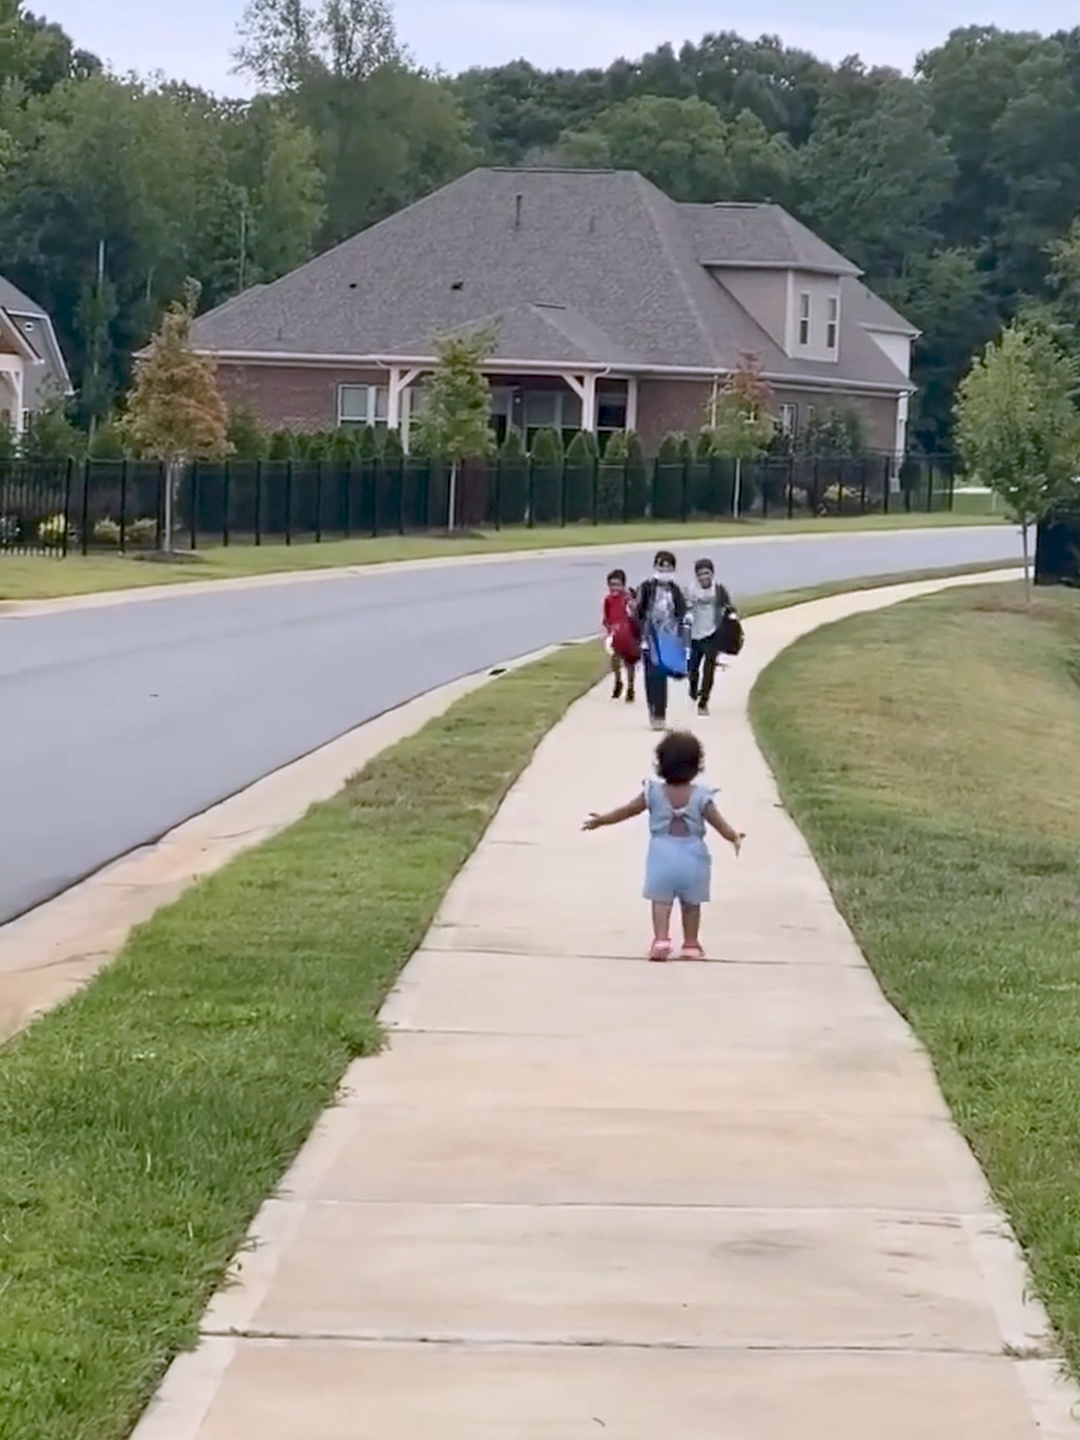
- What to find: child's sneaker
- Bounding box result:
[681,941,706,960]
[649,938,672,962]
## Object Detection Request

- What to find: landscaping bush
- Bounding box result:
[496,425,529,525]
[563,429,598,522]
[529,426,563,525]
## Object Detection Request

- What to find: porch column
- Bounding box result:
[894,392,910,477]
[626,376,639,434]
[581,372,598,433]
[386,367,421,437]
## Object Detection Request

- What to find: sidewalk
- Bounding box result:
[134,573,1076,1440]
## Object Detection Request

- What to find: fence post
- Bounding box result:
[80,458,91,554]
[622,459,629,523]
[397,456,405,535]
[344,460,352,538]
[493,457,502,531]
[882,455,891,514]
[786,456,795,519]
[285,460,293,545]
[222,462,230,547]
[526,456,535,529]
[189,462,199,550]
[947,461,956,512]
[650,458,658,520]
[254,460,263,545]
[371,457,379,537]
[559,458,567,528]
[119,459,128,554]
[315,460,323,543]
[926,462,934,514]
[61,457,73,556]
[591,455,598,525]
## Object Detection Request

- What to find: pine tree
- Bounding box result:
[123,279,230,550]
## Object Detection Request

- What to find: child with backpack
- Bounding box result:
[601,569,640,703]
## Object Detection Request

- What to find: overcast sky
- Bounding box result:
[44,0,1080,95]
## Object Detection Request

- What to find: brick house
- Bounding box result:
[190,167,917,457]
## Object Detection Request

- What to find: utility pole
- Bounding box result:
[87,239,106,449]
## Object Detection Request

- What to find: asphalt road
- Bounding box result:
[0,525,1021,923]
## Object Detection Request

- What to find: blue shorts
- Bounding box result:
[643,836,711,905]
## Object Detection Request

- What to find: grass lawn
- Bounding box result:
[0,641,606,1440]
[0,508,1003,601]
[751,582,1080,1374]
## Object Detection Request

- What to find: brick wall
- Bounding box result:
[216,363,386,430]
[636,379,714,453]
[639,377,900,453]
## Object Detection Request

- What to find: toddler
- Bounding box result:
[583,730,743,961]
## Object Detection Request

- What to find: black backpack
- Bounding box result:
[717,605,745,656]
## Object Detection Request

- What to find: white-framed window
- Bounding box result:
[337,383,388,428]
[826,296,839,351]
[523,388,582,435]
[779,402,797,436]
[798,292,811,347]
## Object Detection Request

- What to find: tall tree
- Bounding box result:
[556,96,792,203]
[955,320,1080,593]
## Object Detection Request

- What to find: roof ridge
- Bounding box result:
[631,174,723,371]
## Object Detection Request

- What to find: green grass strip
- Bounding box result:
[751,582,1080,1376]
[0,641,606,1440]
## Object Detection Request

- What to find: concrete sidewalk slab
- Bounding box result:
[133,569,1079,1440]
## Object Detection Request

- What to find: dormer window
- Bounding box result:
[826,296,839,351]
[798,292,811,347]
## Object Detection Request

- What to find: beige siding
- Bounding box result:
[714,269,787,350]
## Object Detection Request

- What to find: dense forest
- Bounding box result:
[6,0,1080,452]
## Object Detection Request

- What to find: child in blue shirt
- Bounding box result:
[583,730,743,961]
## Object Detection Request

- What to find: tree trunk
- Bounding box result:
[162,460,181,554]
[447,458,458,532]
[1021,519,1030,602]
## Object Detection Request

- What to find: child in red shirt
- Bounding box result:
[603,569,640,703]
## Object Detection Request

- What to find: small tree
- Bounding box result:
[227,404,269,460]
[23,388,84,460]
[412,326,496,530]
[956,320,1080,597]
[498,423,529,524]
[707,353,774,517]
[800,407,864,459]
[123,279,230,551]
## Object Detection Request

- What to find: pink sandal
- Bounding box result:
[649,938,672,963]
[681,942,706,961]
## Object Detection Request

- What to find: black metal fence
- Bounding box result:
[0,450,960,557]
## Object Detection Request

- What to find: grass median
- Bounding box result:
[751,581,1080,1373]
[0,508,1003,602]
[0,641,606,1440]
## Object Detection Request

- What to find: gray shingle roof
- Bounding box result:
[191,168,912,391]
[682,202,860,274]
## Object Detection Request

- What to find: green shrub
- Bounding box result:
[529,426,564,525]
[92,516,121,545]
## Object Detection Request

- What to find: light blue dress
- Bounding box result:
[643,779,714,905]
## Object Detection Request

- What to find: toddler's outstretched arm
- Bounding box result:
[704,800,745,855]
[583,793,647,831]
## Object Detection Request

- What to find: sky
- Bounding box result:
[42,0,1080,96]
